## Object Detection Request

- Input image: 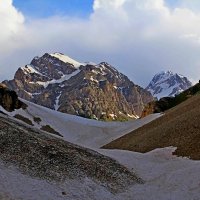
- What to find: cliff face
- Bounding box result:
[3,53,153,121]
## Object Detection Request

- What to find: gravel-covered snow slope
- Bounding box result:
[0,114,141,200]
[0,160,120,200]
[1,147,200,200]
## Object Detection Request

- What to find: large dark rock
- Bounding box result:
[0,83,25,112]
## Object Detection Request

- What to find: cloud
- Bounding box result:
[93,0,126,10]
[0,0,24,49]
[1,0,200,86]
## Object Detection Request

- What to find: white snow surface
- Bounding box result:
[1,99,161,148]
[98,147,200,200]
[50,53,83,68]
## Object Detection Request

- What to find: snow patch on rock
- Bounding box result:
[50,53,83,68]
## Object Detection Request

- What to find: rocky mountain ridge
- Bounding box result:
[3,53,153,121]
[146,71,192,99]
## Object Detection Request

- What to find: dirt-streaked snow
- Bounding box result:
[1,147,200,200]
[0,161,118,200]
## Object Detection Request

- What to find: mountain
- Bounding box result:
[146,71,192,99]
[3,53,153,121]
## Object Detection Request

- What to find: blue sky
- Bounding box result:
[13,0,94,18]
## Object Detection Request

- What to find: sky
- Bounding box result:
[13,0,94,18]
[1,0,200,86]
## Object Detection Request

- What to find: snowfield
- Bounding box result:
[0,99,200,199]
[99,147,200,200]
[0,99,161,148]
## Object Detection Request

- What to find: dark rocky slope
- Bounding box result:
[103,93,200,160]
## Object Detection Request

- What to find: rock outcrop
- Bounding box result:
[0,83,25,112]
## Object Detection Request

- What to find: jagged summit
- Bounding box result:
[146,70,192,99]
[3,52,153,121]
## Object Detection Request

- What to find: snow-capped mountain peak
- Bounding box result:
[50,52,83,68]
[148,71,176,86]
[3,52,153,121]
[146,71,192,99]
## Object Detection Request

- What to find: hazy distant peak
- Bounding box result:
[147,71,192,99]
